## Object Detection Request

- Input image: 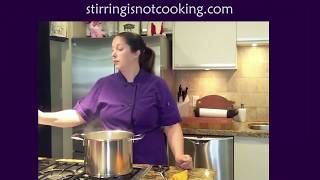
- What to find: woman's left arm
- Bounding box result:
[164,123,192,169]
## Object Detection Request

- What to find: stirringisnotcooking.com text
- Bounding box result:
[86,3,233,17]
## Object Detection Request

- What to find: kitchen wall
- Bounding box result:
[174,46,269,121]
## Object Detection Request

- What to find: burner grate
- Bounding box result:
[64,168,141,180]
[38,160,148,180]
[39,169,76,180]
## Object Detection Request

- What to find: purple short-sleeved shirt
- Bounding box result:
[74,69,181,165]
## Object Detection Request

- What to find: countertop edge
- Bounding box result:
[182,128,269,138]
[181,120,269,138]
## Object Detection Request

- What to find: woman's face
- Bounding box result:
[112,36,140,71]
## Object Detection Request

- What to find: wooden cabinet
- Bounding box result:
[173,22,237,70]
[234,137,269,180]
[236,22,269,43]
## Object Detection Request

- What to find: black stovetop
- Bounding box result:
[38,159,149,180]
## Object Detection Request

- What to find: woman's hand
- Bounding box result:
[175,154,193,169]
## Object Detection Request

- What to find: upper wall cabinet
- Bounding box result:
[236,22,269,44]
[173,22,237,70]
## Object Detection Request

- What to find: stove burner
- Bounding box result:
[39,169,75,180]
[67,168,141,180]
[38,160,149,180]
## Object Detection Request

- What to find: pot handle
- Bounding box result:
[130,134,145,142]
[71,133,85,141]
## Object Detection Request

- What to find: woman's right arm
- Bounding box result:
[38,109,85,128]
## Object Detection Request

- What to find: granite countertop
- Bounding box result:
[181,117,269,138]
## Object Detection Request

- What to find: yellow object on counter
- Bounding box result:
[170,170,188,180]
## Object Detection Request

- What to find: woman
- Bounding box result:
[38,32,192,169]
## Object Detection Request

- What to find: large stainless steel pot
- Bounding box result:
[71,130,144,178]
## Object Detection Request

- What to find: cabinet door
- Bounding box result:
[234,137,269,180]
[173,22,237,70]
[237,22,269,42]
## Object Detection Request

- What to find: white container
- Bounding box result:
[238,104,246,122]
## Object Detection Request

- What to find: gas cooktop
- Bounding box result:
[38,158,151,180]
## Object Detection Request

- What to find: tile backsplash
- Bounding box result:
[174,46,269,121]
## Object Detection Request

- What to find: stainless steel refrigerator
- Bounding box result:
[71,36,171,158]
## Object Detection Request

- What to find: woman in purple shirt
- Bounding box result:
[39,32,192,169]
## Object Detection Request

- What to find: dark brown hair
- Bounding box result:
[116,32,155,74]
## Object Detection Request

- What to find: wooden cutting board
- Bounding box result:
[196,95,234,109]
[181,117,233,129]
[180,95,235,129]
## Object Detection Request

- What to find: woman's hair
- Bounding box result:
[116,32,155,74]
